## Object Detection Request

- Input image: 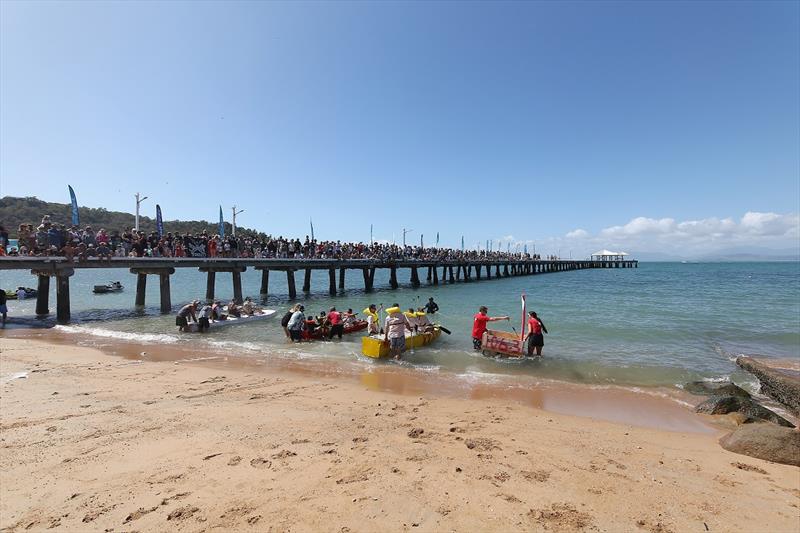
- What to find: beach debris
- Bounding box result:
[695,396,794,427]
[1,372,28,384]
[202,453,222,461]
[407,428,424,438]
[719,423,800,466]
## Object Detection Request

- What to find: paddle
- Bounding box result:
[436,325,452,335]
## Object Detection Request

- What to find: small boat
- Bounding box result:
[361,326,441,358]
[185,309,277,332]
[5,288,37,300]
[302,320,368,340]
[93,281,124,294]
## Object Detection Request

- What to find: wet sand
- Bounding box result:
[1,337,799,532]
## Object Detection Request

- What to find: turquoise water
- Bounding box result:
[2,262,798,389]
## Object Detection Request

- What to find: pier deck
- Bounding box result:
[1,257,637,323]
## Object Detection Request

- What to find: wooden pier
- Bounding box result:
[0,257,637,324]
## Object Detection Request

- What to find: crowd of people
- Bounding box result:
[0,217,550,263]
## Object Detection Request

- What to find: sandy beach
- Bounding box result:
[1,337,798,533]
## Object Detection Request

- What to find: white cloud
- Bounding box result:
[522,212,799,259]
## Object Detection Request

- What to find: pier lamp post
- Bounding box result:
[232,206,245,237]
[402,228,413,247]
[134,193,148,232]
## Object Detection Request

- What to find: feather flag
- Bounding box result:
[420,234,423,248]
[461,236,464,251]
[310,218,315,240]
[520,294,527,341]
[68,185,79,226]
[218,206,225,237]
[156,205,164,237]
[435,232,439,247]
[507,242,511,253]
[370,224,373,244]
[524,244,528,255]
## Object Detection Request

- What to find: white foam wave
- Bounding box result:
[54,325,180,344]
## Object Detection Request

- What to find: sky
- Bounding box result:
[1,1,798,258]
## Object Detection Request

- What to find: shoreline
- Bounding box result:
[1,326,723,434]
[1,337,799,532]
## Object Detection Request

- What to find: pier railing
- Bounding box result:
[0,257,637,323]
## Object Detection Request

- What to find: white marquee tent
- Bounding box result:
[590,250,629,261]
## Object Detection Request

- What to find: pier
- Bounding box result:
[0,257,637,323]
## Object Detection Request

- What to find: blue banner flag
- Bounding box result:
[68,185,79,226]
[310,218,315,240]
[436,232,439,247]
[524,244,528,254]
[461,236,464,251]
[420,234,423,247]
[370,224,373,244]
[218,205,225,237]
[156,205,164,237]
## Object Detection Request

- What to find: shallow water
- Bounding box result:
[2,262,798,392]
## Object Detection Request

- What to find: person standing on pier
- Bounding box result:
[471,306,509,351]
[525,311,548,356]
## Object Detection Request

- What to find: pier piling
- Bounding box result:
[260,269,270,297]
[328,268,337,295]
[302,268,311,293]
[390,267,398,289]
[35,275,50,316]
[159,272,172,313]
[286,270,297,299]
[205,271,216,301]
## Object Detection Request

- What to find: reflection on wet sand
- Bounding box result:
[3,326,714,433]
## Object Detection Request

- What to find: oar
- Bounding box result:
[436,324,452,335]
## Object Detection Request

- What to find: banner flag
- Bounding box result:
[524,244,528,254]
[68,185,80,226]
[420,234,423,247]
[156,205,164,237]
[436,232,439,247]
[520,294,527,341]
[310,218,315,240]
[370,224,373,244]
[219,206,225,237]
[461,236,464,251]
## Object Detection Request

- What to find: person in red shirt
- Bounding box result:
[525,311,549,356]
[327,306,344,340]
[472,306,509,350]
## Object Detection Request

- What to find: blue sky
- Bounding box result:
[1,1,798,256]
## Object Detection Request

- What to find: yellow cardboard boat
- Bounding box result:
[361,327,441,358]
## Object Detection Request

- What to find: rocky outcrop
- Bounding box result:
[683,381,751,398]
[736,356,800,415]
[719,423,800,467]
[695,395,794,428]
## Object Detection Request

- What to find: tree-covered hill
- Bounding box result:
[0,196,263,238]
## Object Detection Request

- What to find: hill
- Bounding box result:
[0,196,263,239]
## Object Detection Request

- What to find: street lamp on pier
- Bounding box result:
[134,192,148,232]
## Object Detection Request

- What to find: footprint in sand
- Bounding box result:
[250,458,272,469]
[228,456,242,466]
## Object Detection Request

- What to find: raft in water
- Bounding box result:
[361,327,441,358]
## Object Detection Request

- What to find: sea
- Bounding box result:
[2,262,799,395]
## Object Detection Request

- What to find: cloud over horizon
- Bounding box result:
[500,212,799,258]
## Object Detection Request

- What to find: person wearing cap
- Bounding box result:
[176,301,199,332]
